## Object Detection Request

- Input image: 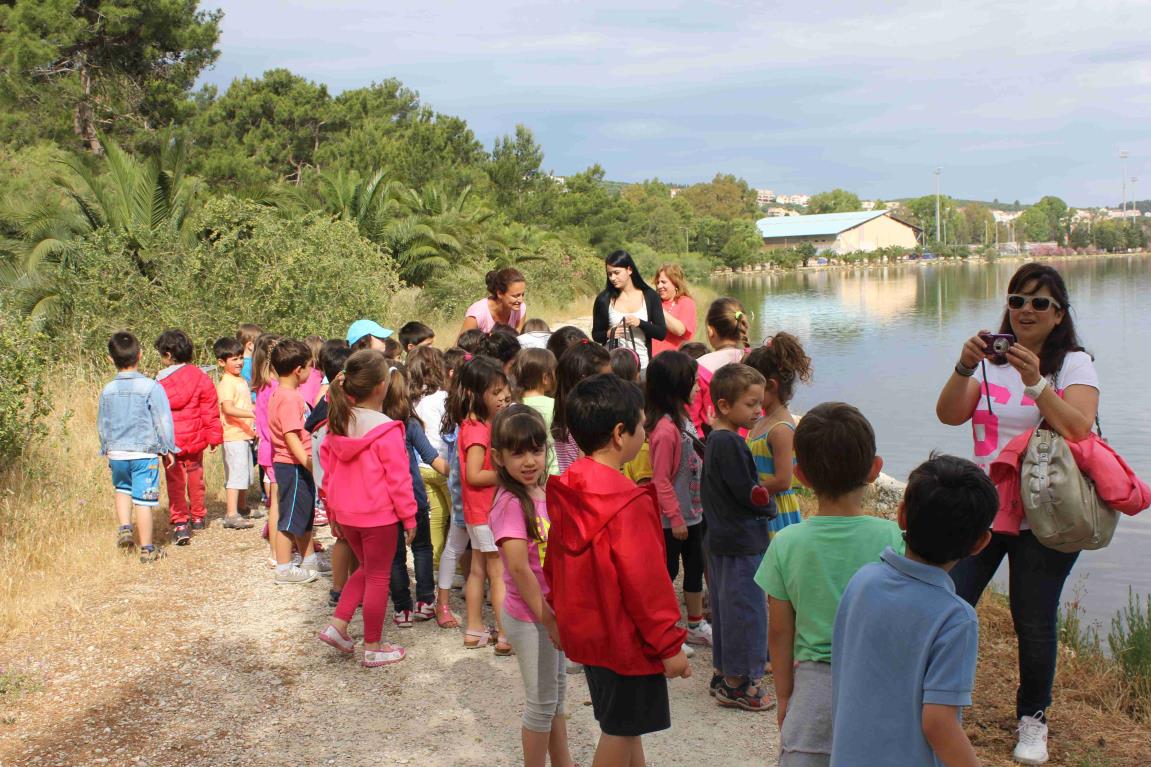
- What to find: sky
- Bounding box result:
[198,0,1151,207]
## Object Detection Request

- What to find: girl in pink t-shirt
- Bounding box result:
[252,333,281,560]
[489,404,573,767]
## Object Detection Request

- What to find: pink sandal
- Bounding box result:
[363,643,406,667]
[463,628,494,649]
[435,603,460,629]
[318,625,354,654]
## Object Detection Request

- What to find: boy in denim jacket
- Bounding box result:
[97,331,179,563]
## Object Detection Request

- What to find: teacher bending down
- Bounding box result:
[461,267,528,334]
[592,250,666,370]
[935,262,1098,767]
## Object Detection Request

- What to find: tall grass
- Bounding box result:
[1108,588,1151,716]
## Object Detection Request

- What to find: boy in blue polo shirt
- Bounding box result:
[830,454,997,767]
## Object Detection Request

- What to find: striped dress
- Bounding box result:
[747,421,803,539]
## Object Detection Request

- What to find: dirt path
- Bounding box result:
[0,513,779,767]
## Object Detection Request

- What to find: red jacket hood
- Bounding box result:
[157,365,222,454]
[319,420,417,530]
[549,459,655,556]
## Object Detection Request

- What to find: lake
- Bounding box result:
[714,254,1151,628]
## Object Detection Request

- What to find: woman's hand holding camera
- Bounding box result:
[958,332,989,370]
[1005,344,1041,387]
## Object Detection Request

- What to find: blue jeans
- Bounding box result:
[390,506,434,610]
[708,552,768,680]
[950,530,1078,720]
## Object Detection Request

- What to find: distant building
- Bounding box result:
[764,206,800,217]
[775,193,811,206]
[756,210,921,254]
[1106,208,1142,219]
[992,210,1023,223]
[669,188,680,198]
[861,200,876,210]
[756,188,776,205]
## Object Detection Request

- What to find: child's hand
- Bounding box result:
[162,453,175,469]
[671,524,688,541]
[541,607,563,650]
[776,696,789,729]
[404,526,416,546]
[662,650,692,679]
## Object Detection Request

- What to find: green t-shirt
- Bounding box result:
[756,515,904,663]
[522,394,559,476]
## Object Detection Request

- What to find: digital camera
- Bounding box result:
[979,332,1016,364]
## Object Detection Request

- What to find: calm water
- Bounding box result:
[715,255,1151,627]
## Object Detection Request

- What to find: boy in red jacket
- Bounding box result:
[545,373,690,767]
[155,330,223,544]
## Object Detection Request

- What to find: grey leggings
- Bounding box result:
[502,610,568,732]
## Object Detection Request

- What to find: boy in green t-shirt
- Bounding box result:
[755,402,903,767]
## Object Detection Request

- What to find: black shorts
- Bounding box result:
[583,664,670,737]
[274,462,315,536]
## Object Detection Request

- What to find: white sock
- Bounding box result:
[275,563,292,575]
[301,554,318,568]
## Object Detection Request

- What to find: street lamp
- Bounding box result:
[1120,150,1129,215]
[934,167,942,243]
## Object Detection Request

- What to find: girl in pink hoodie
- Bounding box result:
[317,350,418,667]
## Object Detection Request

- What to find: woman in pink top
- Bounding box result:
[461,267,528,334]
[489,405,574,767]
[317,350,418,668]
[652,263,698,356]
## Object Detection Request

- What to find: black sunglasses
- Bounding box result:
[1007,294,1061,312]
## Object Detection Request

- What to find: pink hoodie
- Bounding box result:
[320,420,418,530]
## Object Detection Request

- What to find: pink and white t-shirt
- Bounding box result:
[971,350,1099,471]
[466,298,527,333]
[489,487,550,624]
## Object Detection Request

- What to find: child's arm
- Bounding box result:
[648,420,686,533]
[768,596,796,729]
[220,401,254,420]
[500,538,559,645]
[922,705,980,767]
[97,389,109,455]
[716,434,776,516]
[465,444,498,487]
[379,429,419,531]
[409,420,449,476]
[148,384,179,462]
[284,431,311,473]
[759,424,796,494]
[200,375,224,449]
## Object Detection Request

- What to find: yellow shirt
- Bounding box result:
[217,372,255,442]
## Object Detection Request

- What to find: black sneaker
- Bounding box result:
[190,519,205,532]
[172,524,191,545]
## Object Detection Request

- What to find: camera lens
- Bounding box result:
[994,338,1010,354]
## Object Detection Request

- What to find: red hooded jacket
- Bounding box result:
[544,457,687,675]
[157,365,223,455]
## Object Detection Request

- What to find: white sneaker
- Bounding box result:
[681,641,696,658]
[686,619,713,646]
[1013,713,1049,765]
[274,565,318,585]
[301,552,332,574]
[565,659,584,675]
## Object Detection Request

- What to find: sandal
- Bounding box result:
[318,625,355,654]
[435,603,460,629]
[363,643,406,667]
[463,628,494,649]
[715,679,775,712]
[494,635,514,657]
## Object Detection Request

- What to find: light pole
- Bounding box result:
[934,167,942,243]
[1120,150,1129,215]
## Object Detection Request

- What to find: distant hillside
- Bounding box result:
[890,197,1029,211]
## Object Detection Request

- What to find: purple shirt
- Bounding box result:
[489,487,550,623]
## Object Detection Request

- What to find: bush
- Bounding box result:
[0,309,50,464]
[1109,588,1151,713]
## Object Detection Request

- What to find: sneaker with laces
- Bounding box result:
[275,565,318,585]
[172,524,191,546]
[301,552,332,574]
[681,641,696,659]
[686,619,713,646]
[413,601,436,621]
[1013,713,1049,765]
[393,610,414,628]
[242,506,266,520]
[223,514,254,529]
[190,519,205,532]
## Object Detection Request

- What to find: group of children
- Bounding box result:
[97,297,1000,767]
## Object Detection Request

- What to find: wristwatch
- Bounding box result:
[1024,376,1049,401]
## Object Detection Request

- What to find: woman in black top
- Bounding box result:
[591,250,667,370]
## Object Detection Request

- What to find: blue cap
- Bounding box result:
[346,319,393,347]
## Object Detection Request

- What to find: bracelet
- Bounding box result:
[1024,376,1049,401]
[954,361,976,378]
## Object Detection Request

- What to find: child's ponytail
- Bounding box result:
[327,349,391,437]
[745,332,813,405]
[251,333,282,390]
[705,297,750,350]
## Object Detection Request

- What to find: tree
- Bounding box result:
[677,173,757,220]
[0,0,222,153]
[807,189,863,214]
[486,124,545,212]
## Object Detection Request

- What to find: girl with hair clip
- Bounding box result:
[488,405,575,767]
[381,363,449,627]
[745,333,814,545]
[551,341,612,474]
[443,355,514,652]
[252,333,282,561]
[690,297,751,436]
[317,350,417,667]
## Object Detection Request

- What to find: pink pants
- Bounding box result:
[165,451,205,524]
[334,523,399,644]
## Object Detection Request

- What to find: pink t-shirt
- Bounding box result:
[299,367,323,408]
[459,418,496,525]
[489,487,551,623]
[268,386,311,465]
[466,297,527,333]
[254,378,279,468]
[652,296,697,356]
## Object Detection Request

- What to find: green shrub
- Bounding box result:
[0,309,50,464]
[1108,588,1151,699]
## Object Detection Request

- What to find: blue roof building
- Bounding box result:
[756,210,921,255]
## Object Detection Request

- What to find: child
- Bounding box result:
[701,363,777,711]
[551,341,611,474]
[645,351,710,648]
[489,404,575,767]
[399,320,436,353]
[690,297,750,436]
[831,454,997,767]
[237,323,263,387]
[155,329,223,544]
[545,325,588,360]
[516,317,551,350]
[97,331,179,563]
[447,356,513,652]
[317,349,418,667]
[484,325,522,374]
[299,335,325,407]
[382,362,449,626]
[745,333,813,539]
[214,336,257,530]
[347,318,395,351]
[609,347,640,383]
[756,402,903,767]
[512,348,559,476]
[409,346,452,571]
[252,332,282,557]
[545,373,690,766]
[679,341,708,360]
[267,338,323,584]
[434,347,473,627]
[456,328,487,355]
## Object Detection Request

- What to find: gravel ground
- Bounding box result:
[0,516,779,767]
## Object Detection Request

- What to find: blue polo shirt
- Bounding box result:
[830,547,978,767]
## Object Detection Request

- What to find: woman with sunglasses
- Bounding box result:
[935,262,1099,766]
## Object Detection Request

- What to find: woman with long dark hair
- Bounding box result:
[935,262,1099,765]
[591,250,666,370]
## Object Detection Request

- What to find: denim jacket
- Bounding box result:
[441,427,465,527]
[97,371,180,456]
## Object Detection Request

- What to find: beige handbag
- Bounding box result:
[1021,426,1118,553]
